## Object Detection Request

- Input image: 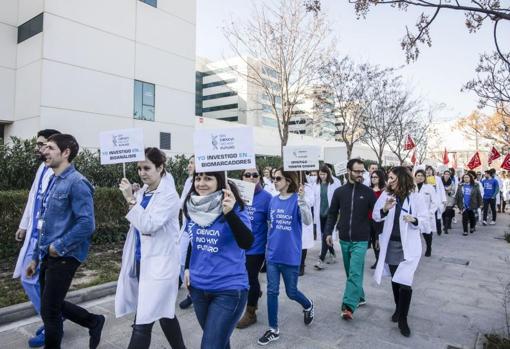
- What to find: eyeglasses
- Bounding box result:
[371,176,379,179]
[351,170,365,175]
[274,176,285,182]
[243,173,259,179]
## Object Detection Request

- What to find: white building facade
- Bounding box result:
[0,0,196,154]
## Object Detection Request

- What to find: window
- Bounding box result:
[134,80,155,121]
[202,104,238,113]
[202,91,237,101]
[18,13,43,43]
[202,79,236,89]
[160,132,171,150]
[262,104,273,113]
[139,0,157,7]
[218,116,239,122]
[262,117,278,128]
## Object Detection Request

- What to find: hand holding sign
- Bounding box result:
[222,189,236,214]
[119,178,134,203]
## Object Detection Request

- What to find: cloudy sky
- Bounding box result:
[196,0,510,121]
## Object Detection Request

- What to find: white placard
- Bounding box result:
[228,178,256,206]
[324,147,347,165]
[283,145,321,171]
[100,128,145,165]
[334,161,348,176]
[194,127,256,172]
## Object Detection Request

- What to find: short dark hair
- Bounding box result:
[47,134,79,162]
[37,129,61,139]
[144,147,167,176]
[414,169,426,178]
[370,169,386,189]
[347,158,364,171]
[275,168,299,193]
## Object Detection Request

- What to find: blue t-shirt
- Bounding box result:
[245,188,272,255]
[187,205,250,291]
[31,166,49,240]
[266,193,302,266]
[134,192,154,262]
[481,178,499,199]
[463,184,472,209]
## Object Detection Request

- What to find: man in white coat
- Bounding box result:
[13,129,60,348]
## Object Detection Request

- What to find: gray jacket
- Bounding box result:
[455,183,482,210]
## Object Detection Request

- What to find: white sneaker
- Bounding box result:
[325,254,337,264]
[482,221,488,226]
[489,221,496,225]
[314,260,325,270]
[452,217,457,224]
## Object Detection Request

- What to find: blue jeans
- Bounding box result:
[21,237,41,315]
[266,262,311,329]
[189,287,247,349]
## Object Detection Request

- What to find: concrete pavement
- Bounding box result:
[1,213,509,348]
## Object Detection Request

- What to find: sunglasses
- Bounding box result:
[274,176,285,182]
[243,172,260,179]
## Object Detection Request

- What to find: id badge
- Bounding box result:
[37,219,44,230]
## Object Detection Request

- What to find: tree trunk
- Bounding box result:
[346,143,353,160]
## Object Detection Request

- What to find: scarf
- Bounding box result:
[186,191,223,227]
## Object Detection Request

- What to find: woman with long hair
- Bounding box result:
[373,166,429,337]
[183,171,253,349]
[414,170,438,257]
[236,168,272,329]
[368,169,386,268]
[116,148,186,349]
[455,173,483,236]
[313,165,341,270]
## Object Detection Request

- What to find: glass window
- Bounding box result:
[262,117,278,128]
[202,91,237,100]
[139,0,157,8]
[202,79,236,89]
[202,104,238,113]
[160,132,171,150]
[218,116,239,122]
[18,13,43,44]
[134,80,155,121]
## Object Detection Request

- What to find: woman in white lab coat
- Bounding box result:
[300,173,316,275]
[425,165,446,235]
[373,166,429,338]
[116,148,185,349]
[414,170,438,257]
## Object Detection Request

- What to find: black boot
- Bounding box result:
[422,233,432,257]
[391,281,400,322]
[371,248,379,269]
[398,286,412,337]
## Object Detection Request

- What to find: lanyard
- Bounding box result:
[39,175,57,219]
[396,196,412,215]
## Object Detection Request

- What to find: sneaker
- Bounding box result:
[28,330,45,348]
[258,329,280,346]
[341,308,353,320]
[489,221,496,225]
[314,260,325,270]
[482,221,488,226]
[89,315,105,349]
[179,295,193,309]
[358,299,367,307]
[463,232,468,236]
[452,217,457,224]
[35,325,44,336]
[303,300,314,325]
[325,254,337,264]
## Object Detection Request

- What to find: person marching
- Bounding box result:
[373,166,429,337]
[369,169,386,269]
[183,171,253,349]
[237,168,272,329]
[115,148,186,349]
[258,169,314,346]
[13,129,60,348]
[179,155,195,310]
[441,170,457,234]
[300,172,316,276]
[414,170,438,257]
[314,165,341,270]
[425,165,447,235]
[324,159,377,320]
[455,173,483,236]
[481,169,499,225]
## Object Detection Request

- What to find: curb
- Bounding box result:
[0,281,117,326]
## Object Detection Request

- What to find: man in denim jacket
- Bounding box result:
[26,134,105,349]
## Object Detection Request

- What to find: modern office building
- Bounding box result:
[0,0,196,154]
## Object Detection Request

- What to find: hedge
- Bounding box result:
[0,188,129,259]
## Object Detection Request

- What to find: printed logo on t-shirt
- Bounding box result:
[246,205,256,221]
[270,208,293,232]
[194,227,221,253]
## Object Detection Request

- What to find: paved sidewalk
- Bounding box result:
[1,213,509,348]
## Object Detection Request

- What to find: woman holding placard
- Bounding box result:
[116,147,186,349]
[258,169,314,346]
[183,171,253,349]
[236,168,272,329]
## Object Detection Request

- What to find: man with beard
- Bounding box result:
[324,158,376,320]
[13,129,60,347]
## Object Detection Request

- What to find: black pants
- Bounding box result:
[245,254,265,307]
[319,215,335,261]
[435,211,442,235]
[40,256,98,349]
[483,198,497,222]
[442,208,454,230]
[462,209,476,233]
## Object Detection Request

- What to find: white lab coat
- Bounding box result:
[313,180,341,233]
[430,176,447,214]
[13,163,53,279]
[416,184,438,234]
[373,191,428,286]
[115,173,181,324]
[179,177,193,266]
[302,183,315,249]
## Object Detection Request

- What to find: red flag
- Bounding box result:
[467,152,482,170]
[404,135,415,150]
[411,151,417,165]
[488,146,501,165]
[501,154,510,171]
[442,148,449,165]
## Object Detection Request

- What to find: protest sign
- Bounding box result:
[100,128,145,165]
[283,145,321,171]
[194,127,255,172]
[323,147,347,165]
[334,161,348,176]
[227,178,256,205]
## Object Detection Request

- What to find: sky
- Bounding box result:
[196,0,510,121]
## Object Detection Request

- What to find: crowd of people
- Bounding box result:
[12,129,509,348]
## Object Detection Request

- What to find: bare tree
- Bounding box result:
[318,56,390,158]
[455,110,510,148]
[346,0,510,65]
[223,0,330,155]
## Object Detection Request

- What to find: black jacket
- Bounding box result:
[324,182,377,242]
